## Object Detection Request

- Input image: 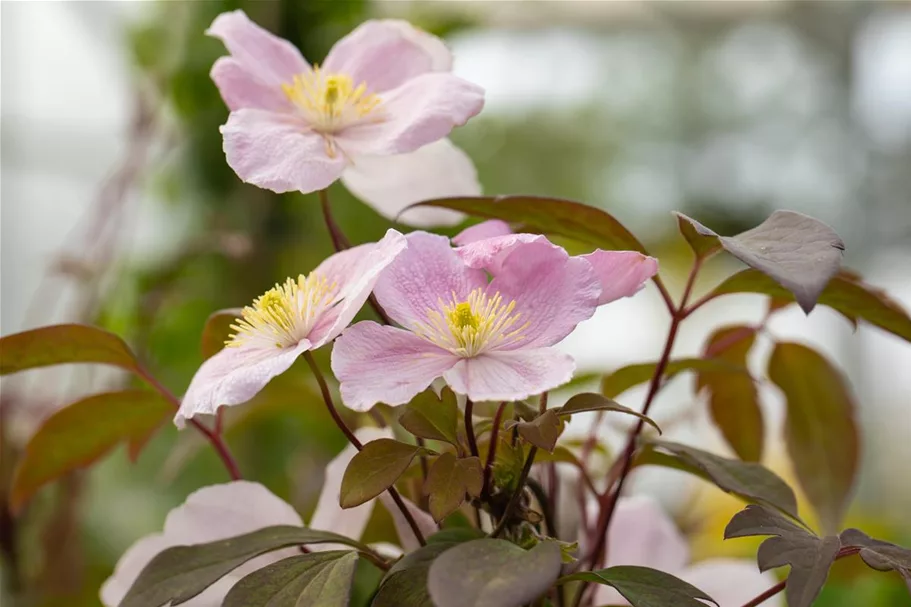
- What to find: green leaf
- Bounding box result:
[424,453,483,522]
[223,551,358,607]
[121,526,370,607]
[559,393,661,434]
[10,389,172,510]
[768,342,859,534]
[674,212,722,260]
[340,439,434,508]
[427,539,563,607]
[600,358,746,399]
[0,324,140,375]
[397,388,459,445]
[201,308,241,360]
[642,439,799,519]
[696,326,763,461]
[558,565,718,607]
[676,211,844,313]
[709,269,911,343]
[840,529,911,580]
[724,504,809,540]
[512,409,563,453]
[410,195,648,254]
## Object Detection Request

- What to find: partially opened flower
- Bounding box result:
[176,229,405,427]
[331,230,658,410]
[208,10,484,226]
[594,496,782,607]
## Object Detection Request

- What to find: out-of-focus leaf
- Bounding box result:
[533,446,584,467]
[411,195,648,253]
[696,326,763,461]
[397,388,459,445]
[768,342,858,535]
[840,529,911,580]
[710,269,911,343]
[643,439,799,519]
[558,565,718,607]
[674,212,722,260]
[424,453,483,522]
[559,393,660,434]
[223,551,358,607]
[427,539,562,607]
[340,439,434,508]
[10,390,171,510]
[120,526,370,607]
[492,435,525,493]
[200,308,242,360]
[677,211,844,313]
[0,324,140,375]
[725,505,839,607]
[510,409,563,453]
[600,358,746,399]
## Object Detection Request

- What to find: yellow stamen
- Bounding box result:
[281,65,382,135]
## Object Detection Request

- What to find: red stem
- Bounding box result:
[465,399,479,457]
[482,402,508,498]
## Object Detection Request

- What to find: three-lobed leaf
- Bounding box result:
[397,388,460,445]
[201,308,242,360]
[510,409,563,453]
[840,528,911,581]
[10,389,172,510]
[427,539,563,607]
[768,342,858,535]
[0,324,140,375]
[559,393,661,434]
[558,565,718,607]
[424,453,483,522]
[340,439,434,508]
[223,551,358,607]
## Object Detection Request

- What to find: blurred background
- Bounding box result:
[2,1,910,605]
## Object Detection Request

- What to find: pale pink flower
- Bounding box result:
[331,230,657,410]
[594,496,782,607]
[208,11,484,226]
[176,230,406,427]
[100,429,434,606]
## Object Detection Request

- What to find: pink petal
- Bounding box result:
[323,20,452,94]
[486,241,600,348]
[176,340,312,427]
[443,347,575,402]
[680,559,783,607]
[207,10,309,90]
[581,250,659,306]
[372,231,487,329]
[307,229,407,347]
[331,321,459,411]
[101,534,172,607]
[456,233,545,274]
[221,109,347,194]
[336,73,484,157]
[452,220,513,246]
[210,57,291,113]
[378,493,437,553]
[340,139,475,227]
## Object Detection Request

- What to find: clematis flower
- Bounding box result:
[175,229,406,427]
[594,496,782,607]
[100,428,434,606]
[331,230,657,410]
[208,10,484,226]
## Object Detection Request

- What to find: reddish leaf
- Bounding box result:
[424,453,483,522]
[340,439,434,508]
[0,324,139,375]
[200,308,242,360]
[674,212,722,260]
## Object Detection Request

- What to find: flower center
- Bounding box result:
[227,273,337,349]
[414,288,529,357]
[282,66,382,145]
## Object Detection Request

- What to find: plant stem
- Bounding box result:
[482,401,508,498]
[465,398,479,457]
[137,366,242,480]
[319,189,350,251]
[302,351,426,546]
[489,446,537,538]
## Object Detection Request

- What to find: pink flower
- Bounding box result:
[175,230,406,427]
[594,496,782,607]
[331,230,657,410]
[208,11,484,226]
[100,429,434,606]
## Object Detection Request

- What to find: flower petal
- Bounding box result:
[340,139,476,227]
[452,220,513,246]
[372,231,487,329]
[207,10,309,89]
[210,57,291,113]
[323,20,452,93]
[332,321,459,411]
[378,493,438,553]
[487,240,600,348]
[309,427,392,550]
[443,348,575,402]
[581,250,659,306]
[336,73,484,157]
[176,340,311,427]
[680,559,783,607]
[221,109,347,194]
[456,233,545,274]
[307,229,407,347]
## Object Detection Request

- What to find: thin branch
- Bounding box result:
[318,189,350,251]
[740,580,785,607]
[482,402,508,498]
[465,398,479,457]
[490,446,537,538]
